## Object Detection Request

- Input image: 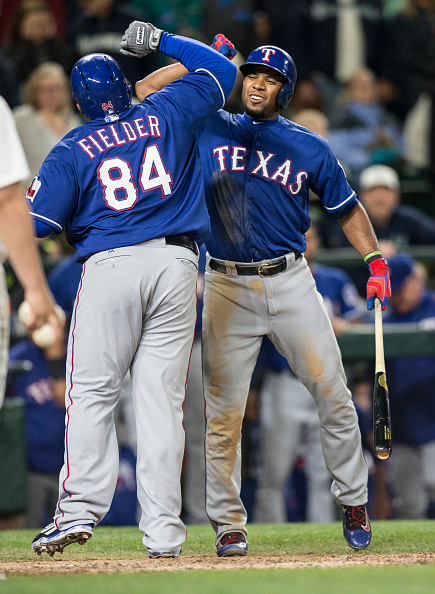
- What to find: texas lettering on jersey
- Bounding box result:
[212,145,309,196]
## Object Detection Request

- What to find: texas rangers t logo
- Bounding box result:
[261,48,276,62]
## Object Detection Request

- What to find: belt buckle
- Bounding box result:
[258,262,273,277]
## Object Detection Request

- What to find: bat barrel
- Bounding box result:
[373,370,392,459]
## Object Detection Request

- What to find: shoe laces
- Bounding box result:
[343,505,367,528]
[219,532,245,547]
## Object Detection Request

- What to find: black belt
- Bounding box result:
[166,235,198,256]
[209,251,301,277]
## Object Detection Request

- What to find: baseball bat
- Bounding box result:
[373,298,392,460]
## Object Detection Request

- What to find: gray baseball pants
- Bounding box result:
[202,253,368,543]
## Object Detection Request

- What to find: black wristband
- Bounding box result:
[47,358,65,380]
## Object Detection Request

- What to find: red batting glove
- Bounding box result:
[211,34,236,60]
[366,257,391,311]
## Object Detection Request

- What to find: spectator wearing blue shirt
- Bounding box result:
[384,253,435,519]
[8,313,66,528]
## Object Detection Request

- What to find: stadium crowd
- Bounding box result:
[1,0,435,530]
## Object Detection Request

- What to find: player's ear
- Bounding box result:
[76,103,84,115]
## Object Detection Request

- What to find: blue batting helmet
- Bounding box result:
[70,53,132,119]
[240,46,297,110]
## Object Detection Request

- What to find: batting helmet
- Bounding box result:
[70,53,132,119]
[240,46,297,110]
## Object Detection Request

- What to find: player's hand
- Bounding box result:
[366,257,391,311]
[211,34,236,60]
[120,21,164,57]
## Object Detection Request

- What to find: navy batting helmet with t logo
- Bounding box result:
[70,53,132,119]
[240,46,297,110]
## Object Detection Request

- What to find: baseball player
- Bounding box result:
[0,96,61,410]
[254,223,368,524]
[131,33,390,554]
[29,26,236,558]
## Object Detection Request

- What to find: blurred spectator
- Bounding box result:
[67,0,161,96]
[384,0,407,18]
[7,308,67,529]
[1,0,77,96]
[0,0,68,44]
[388,0,435,197]
[0,51,19,108]
[285,0,394,116]
[291,108,330,139]
[253,223,367,524]
[388,0,435,120]
[13,62,83,188]
[383,253,435,519]
[328,68,405,188]
[319,165,435,250]
[127,0,202,35]
[201,0,259,58]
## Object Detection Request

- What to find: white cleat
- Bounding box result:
[32,523,94,556]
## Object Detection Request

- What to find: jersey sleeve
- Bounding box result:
[151,33,237,134]
[311,140,359,219]
[159,33,237,101]
[146,72,229,135]
[0,96,30,187]
[26,149,78,235]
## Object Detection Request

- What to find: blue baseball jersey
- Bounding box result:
[259,263,364,372]
[198,112,358,262]
[312,262,365,322]
[48,254,83,320]
[25,34,236,262]
[383,290,435,446]
[8,340,65,474]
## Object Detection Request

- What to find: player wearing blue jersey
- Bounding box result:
[133,32,390,554]
[29,25,237,558]
[383,254,435,519]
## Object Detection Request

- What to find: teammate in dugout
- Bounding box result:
[129,25,392,555]
[28,26,237,557]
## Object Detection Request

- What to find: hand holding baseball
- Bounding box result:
[18,300,66,349]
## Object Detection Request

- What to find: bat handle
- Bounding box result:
[374,298,385,374]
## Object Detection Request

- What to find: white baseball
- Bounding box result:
[32,324,56,348]
[18,300,34,325]
[32,306,66,348]
[18,301,66,348]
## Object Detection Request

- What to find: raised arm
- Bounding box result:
[338,203,391,311]
[121,23,236,101]
[136,62,188,101]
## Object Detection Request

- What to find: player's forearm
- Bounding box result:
[159,33,237,100]
[0,183,53,296]
[338,202,380,259]
[136,62,188,101]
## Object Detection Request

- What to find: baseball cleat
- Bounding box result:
[148,546,181,559]
[216,531,248,557]
[341,504,372,550]
[32,522,94,556]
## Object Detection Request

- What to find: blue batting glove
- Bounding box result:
[211,34,236,60]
